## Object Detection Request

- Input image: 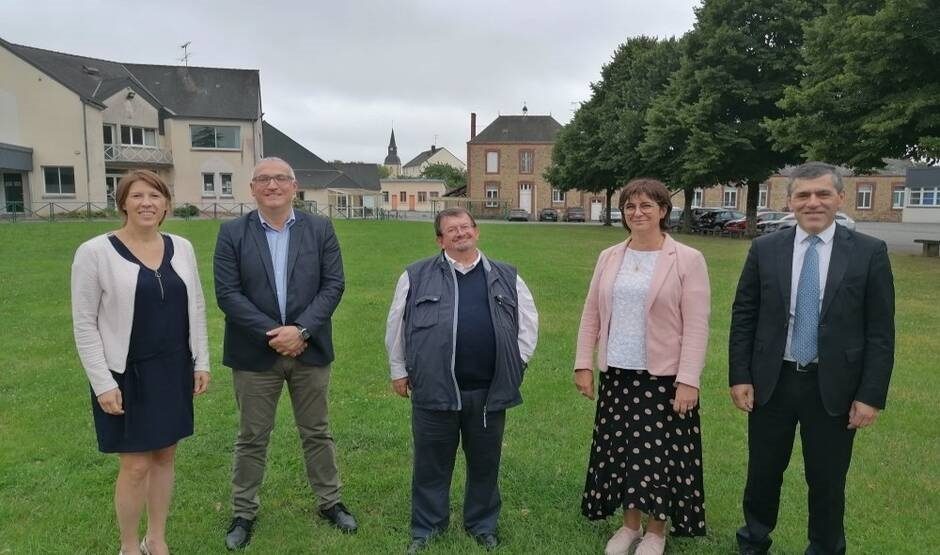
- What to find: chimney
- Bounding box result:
[470,112,477,139]
[431,145,437,154]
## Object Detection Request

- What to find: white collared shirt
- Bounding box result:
[385,250,539,380]
[784,222,837,361]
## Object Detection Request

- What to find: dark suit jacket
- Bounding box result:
[729,225,894,415]
[214,210,345,371]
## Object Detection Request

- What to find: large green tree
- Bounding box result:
[641,0,822,235]
[767,0,940,170]
[546,36,681,225]
[420,162,467,190]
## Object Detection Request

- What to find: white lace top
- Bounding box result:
[606,248,660,370]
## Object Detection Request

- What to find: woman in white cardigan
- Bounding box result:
[71,170,209,555]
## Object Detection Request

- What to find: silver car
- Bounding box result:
[761,212,856,233]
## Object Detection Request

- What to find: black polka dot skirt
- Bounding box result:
[581,367,706,537]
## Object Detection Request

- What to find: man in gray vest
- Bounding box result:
[385,207,538,553]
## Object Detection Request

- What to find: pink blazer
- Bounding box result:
[574,234,711,388]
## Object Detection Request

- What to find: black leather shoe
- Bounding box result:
[472,532,499,550]
[406,536,430,554]
[224,517,254,550]
[319,502,358,533]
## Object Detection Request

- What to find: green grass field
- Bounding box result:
[0,219,937,554]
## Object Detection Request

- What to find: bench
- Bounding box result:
[914,239,940,257]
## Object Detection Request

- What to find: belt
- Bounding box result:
[782,360,818,373]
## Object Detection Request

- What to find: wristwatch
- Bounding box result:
[294,324,310,341]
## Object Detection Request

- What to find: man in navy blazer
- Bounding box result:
[214,157,357,550]
[729,162,895,555]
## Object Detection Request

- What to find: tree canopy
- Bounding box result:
[420,163,467,190]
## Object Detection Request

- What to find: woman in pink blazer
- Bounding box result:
[574,178,710,555]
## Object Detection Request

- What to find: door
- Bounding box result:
[2,173,24,213]
[408,195,416,211]
[391,193,399,210]
[105,173,122,210]
[519,183,532,213]
[590,200,603,221]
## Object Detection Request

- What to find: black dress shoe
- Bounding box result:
[224,517,254,550]
[406,536,430,554]
[319,502,358,533]
[472,532,499,551]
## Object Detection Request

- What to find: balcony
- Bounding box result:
[104,144,173,166]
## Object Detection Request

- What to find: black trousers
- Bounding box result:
[737,363,856,555]
[411,388,506,539]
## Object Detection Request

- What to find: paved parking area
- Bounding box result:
[856,222,940,254]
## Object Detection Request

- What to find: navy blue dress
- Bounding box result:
[91,234,194,453]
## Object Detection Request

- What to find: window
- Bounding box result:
[485,151,499,173]
[418,191,428,202]
[519,150,534,174]
[43,166,75,195]
[909,186,940,206]
[856,184,872,209]
[723,187,738,208]
[892,186,905,209]
[103,125,115,145]
[382,191,389,203]
[692,188,703,207]
[120,125,156,147]
[202,173,215,195]
[399,191,407,202]
[220,173,233,196]
[429,191,439,198]
[190,125,240,149]
[552,188,564,203]
[485,182,500,208]
[758,184,768,209]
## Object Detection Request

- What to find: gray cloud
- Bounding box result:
[5,0,698,163]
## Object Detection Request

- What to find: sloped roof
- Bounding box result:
[262,122,333,171]
[469,115,562,144]
[2,38,259,119]
[334,163,381,191]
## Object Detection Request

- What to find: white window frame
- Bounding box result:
[758,184,768,209]
[892,187,905,209]
[485,151,499,173]
[103,124,116,145]
[399,191,407,203]
[856,184,872,209]
[519,150,534,174]
[485,183,499,208]
[190,125,241,150]
[552,188,564,203]
[909,186,940,207]
[722,187,738,208]
[692,188,703,208]
[220,173,233,197]
[429,191,440,198]
[43,166,76,196]
[382,191,389,203]
[418,191,428,203]
[120,125,157,147]
[202,173,216,196]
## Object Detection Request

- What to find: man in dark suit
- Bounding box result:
[729,162,895,555]
[214,157,357,550]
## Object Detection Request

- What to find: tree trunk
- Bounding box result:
[745,180,760,238]
[604,187,615,226]
[682,187,694,233]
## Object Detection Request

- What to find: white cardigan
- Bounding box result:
[71,233,210,396]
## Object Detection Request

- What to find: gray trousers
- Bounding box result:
[231,357,341,519]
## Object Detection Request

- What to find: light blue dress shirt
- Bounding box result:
[258,210,296,324]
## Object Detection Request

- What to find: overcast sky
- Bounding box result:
[5,0,699,164]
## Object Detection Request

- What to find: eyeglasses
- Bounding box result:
[442,224,474,235]
[251,174,294,185]
[622,202,659,214]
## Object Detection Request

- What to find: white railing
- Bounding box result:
[104,144,173,165]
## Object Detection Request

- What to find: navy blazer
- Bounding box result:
[729,224,895,415]
[214,210,345,371]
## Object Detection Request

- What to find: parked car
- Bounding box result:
[607,207,622,223]
[565,206,586,222]
[507,208,530,222]
[538,208,559,222]
[760,211,857,233]
[723,211,790,233]
[693,209,744,232]
[667,207,683,230]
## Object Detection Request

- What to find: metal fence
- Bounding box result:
[0,200,394,223]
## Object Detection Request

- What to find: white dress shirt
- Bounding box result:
[606,248,660,370]
[784,222,836,361]
[385,250,539,380]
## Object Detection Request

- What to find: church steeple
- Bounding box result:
[384,129,401,165]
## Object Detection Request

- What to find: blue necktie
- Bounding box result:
[792,235,822,366]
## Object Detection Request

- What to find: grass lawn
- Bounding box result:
[0,219,937,554]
